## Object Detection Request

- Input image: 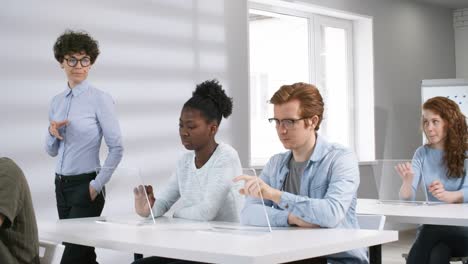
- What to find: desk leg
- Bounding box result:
[369,245,381,264]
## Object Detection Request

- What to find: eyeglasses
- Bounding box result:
[268,117,309,129]
[64,57,91,67]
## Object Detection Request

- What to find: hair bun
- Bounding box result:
[193,79,233,118]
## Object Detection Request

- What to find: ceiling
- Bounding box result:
[413,0,468,9]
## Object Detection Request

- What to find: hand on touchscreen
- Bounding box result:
[233,168,273,232]
[134,185,155,217]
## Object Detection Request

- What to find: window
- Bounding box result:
[249,10,309,165]
[314,16,354,150]
[249,3,371,166]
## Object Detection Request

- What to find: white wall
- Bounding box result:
[1,0,248,262]
[455,8,468,78]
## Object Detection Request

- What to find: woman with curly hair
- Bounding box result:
[396,96,468,264]
[45,30,123,264]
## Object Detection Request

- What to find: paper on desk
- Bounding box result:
[96,215,156,226]
[198,224,273,237]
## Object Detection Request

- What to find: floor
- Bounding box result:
[382,229,415,264]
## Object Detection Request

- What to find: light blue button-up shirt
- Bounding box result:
[45,80,123,192]
[241,135,368,264]
[411,145,468,202]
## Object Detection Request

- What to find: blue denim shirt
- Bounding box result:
[241,135,368,264]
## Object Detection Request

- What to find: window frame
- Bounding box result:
[313,14,355,151]
[248,2,363,167]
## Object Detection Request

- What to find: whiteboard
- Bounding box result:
[422,79,468,112]
[421,79,468,143]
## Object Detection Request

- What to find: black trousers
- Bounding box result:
[406,224,468,264]
[55,172,105,264]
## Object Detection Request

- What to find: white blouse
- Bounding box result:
[152,143,243,222]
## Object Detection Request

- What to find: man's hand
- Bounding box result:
[287,213,319,228]
[233,175,282,204]
[89,185,98,201]
[428,180,462,203]
[0,214,4,227]
[49,120,69,140]
[134,185,156,217]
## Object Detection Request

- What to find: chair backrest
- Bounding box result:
[39,240,64,264]
[357,214,386,230]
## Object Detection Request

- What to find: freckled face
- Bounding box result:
[422,109,447,149]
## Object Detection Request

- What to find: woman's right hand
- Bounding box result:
[49,120,68,140]
[395,162,414,183]
[133,185,156,217]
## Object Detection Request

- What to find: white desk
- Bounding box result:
[357,198,468,226]
[38,215,397,264]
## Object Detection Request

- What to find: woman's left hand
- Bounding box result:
[428,180,462,203]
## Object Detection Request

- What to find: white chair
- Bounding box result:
[357,214,386,231]
[357,214,386,264]
[39,240,64,264]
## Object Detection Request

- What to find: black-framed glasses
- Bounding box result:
[268,117,309,129]
[64,57,91,67]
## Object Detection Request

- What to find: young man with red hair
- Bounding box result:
[235,82,367,264]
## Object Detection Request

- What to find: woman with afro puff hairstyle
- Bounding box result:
[132,80,242,264]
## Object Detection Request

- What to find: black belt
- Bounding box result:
[55,172,97,183]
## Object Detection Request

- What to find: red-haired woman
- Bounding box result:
[397,96,468,264]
